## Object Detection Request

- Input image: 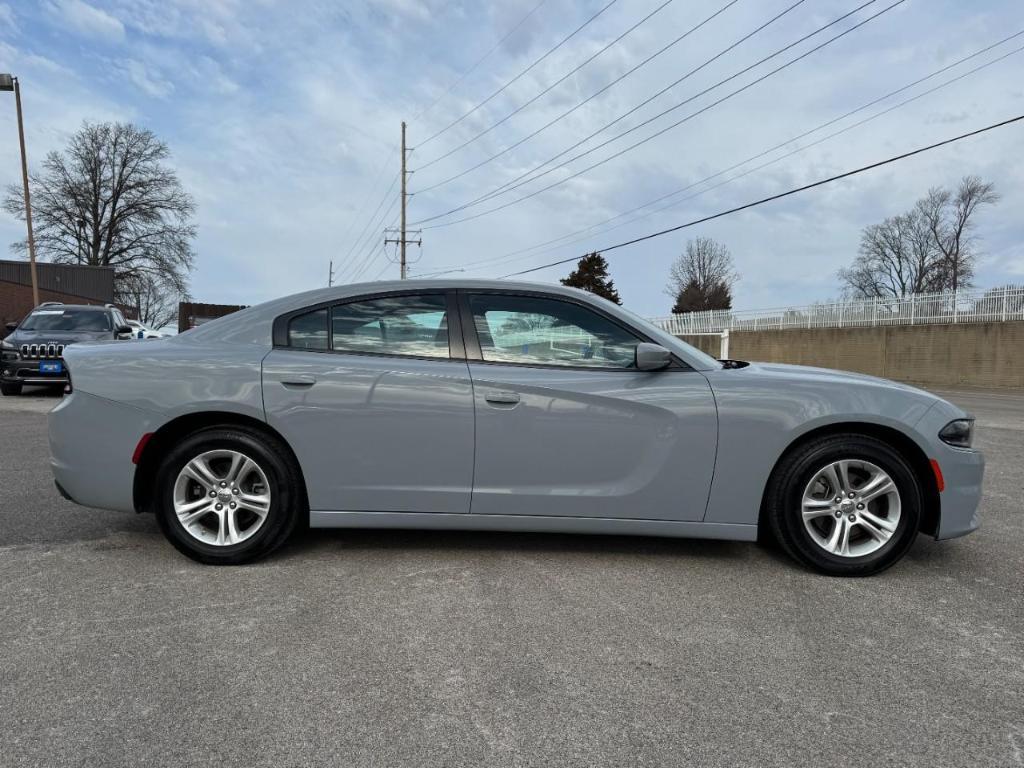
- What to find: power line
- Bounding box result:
[415,0,902,230]
[411,0,824,223]
[342,196,400,282]
[333,170,401,277]
[411,0,550,123]
[333,2,551,283]
[411,0,740,195]
[334,153,395,268]
[414,0,677,173]
[417,0,621,149]
[499,114,1024,278]
[416,0,883,226]
[429,31,1024,275]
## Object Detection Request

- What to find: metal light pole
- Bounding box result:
[0,74,40,306]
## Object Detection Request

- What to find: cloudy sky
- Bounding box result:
[1,0,1022,315]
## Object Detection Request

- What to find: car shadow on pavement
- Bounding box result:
[281,525,755,565]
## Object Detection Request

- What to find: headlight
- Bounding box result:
[939,419,974,448]
[0,338,14,350]
[0,339,17,360]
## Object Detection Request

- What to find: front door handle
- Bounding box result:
[281,374,317,388]
[484,390,520,405]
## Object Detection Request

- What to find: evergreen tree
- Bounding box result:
[560,252,621,304]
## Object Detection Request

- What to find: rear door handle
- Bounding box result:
[484,390,520,405]
[281,374,317,387]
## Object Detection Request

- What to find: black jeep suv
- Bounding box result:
[1,303,133,396]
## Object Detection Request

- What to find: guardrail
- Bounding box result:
[649,285,1024,335]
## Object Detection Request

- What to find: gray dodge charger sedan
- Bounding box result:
[49,280,983,575]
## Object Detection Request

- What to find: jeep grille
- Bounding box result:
[20,343,65,359]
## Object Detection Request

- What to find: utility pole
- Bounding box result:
[1,74,40,306]
[384,121,420,279]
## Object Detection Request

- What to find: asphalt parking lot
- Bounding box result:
[1,386,1021,768]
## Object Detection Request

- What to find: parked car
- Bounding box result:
[1,302,133,396]
[126,319,164,339]
[48,281,983,574]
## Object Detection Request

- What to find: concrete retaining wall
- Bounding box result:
[678,321,1024,389]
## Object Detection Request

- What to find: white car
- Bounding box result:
[126,320,164,340]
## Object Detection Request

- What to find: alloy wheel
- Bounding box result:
[800,459,902,558]
[172,449,272,546]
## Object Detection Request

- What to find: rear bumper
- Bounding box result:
[49,391,156,513]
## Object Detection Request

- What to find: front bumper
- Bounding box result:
[934,445,985,540]
[1,357,69,385]
[916,398,986,540]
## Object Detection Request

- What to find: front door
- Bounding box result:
[461,292,717,522]
[262,292,474,514]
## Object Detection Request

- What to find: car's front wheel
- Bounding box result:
[765,434,922,576]
[154,426,302,564]
[1,382,23,396]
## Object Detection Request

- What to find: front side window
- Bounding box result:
[468,294,642,368]
[331,295,449,359]
[288,308,328,350]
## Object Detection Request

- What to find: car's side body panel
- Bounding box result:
[62,339,268,423]
[467,364,718,521]
[262,350,476,514]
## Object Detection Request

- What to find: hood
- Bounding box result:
[9,329,111,345]
[742,361,942,401]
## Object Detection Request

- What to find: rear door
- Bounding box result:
[460,291,717,522]
[262,290,475,514]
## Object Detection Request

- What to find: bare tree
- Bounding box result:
[917,176,999,291]
[121,272,187,330]
[665,237,738,313]
[839,176,998,298]
[3,121,196,316]
[839,210,943,298]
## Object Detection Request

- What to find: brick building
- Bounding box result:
[178,301,247,333]
[0,260,119,332]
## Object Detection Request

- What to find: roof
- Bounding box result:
[31,303,111,311]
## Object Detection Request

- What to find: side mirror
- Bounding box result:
[116,324,133,340]
[635,342,671,371]
[4,322,17,333]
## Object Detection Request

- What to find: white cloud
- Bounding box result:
[46,0,125,43]
[117,58,173,98]
[0,3,16,30]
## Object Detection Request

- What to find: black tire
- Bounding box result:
[765,434,922,577]
[0,382,22,396]
[154,426,303,565]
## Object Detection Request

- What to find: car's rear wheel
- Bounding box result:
[1,382,22,396]
[154,426,302,564]
[765,434,922,576]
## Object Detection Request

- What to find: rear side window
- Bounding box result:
[331,295,449,359]
[288,308,328,350]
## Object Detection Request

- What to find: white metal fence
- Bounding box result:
[650,285,1024,335]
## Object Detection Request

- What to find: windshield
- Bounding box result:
[20,309,112,332]
[612,303,724,369]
